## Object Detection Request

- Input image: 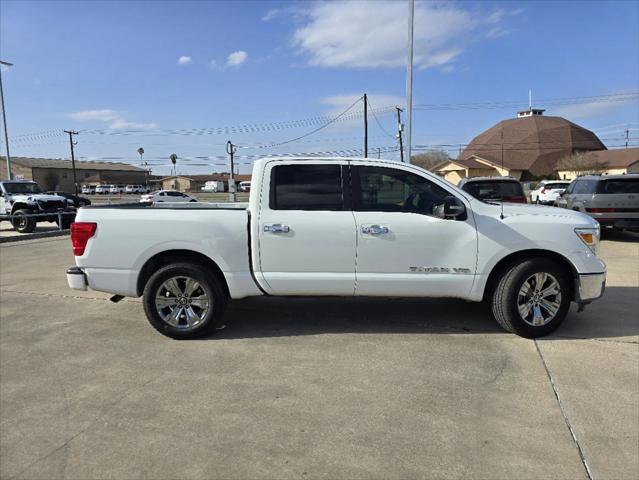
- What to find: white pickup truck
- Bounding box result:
[67,157,606,339]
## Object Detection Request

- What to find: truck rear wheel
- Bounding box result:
[142,262,227,339]
[11,209,36,233]
[491,258,571,338]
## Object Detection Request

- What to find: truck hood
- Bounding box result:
[478,201,597,227]
[8,193,67,203]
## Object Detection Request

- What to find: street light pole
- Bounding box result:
[0,60,13,179]
[405,0,414,164]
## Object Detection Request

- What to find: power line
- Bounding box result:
[248,96,365,149]
[367,97,396,139]
[414,92,638,111]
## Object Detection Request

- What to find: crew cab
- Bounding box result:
[67,158,606,339]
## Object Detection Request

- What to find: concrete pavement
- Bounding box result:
[0,233,637,479]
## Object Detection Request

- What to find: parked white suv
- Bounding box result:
[67,157,605,340]
[531,181,571,205]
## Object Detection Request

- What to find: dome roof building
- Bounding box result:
[447,110,607,181]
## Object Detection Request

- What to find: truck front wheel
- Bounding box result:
[142,262,227,339]
[11,209,37,233]
[491,258,571,338]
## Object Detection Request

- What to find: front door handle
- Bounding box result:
[361,224,389,235]
[264,223,290,233]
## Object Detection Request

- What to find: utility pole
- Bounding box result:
[64,130,79,194]
[625,128,629,148]
[396,107,404,163]
[406,0,415,163]
[378,147,381,159]
[0,60,13,179]
[363,93,368,158]
[226,140,237,202]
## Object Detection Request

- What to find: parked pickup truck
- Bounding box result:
[67,157,606,339]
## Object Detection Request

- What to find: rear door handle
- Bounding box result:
[264,223,290,233]
[361,224,389,235]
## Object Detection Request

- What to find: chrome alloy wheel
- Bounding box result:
[155,276,210,330]
[517,272,562,327]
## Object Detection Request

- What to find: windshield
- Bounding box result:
[2,182,43,194]
[462,181,523,200]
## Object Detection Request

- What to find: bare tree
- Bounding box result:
[557,151,608,176]
[410,150,450,171]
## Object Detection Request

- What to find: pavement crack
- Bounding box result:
[483,355,508,385]
[534,339,593,480]
[550,334,638,345]
[8,375,161,480]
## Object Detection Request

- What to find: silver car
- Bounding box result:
[556,174,639,231]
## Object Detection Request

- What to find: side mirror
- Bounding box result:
[443,196,466,219]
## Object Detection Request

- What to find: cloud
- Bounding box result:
[66,109,157,130]
[486,27,512,39]
[323,93,405,114]
[293,1,519,70]
[261,8,281,21]
[177,55,192,65]
[209,51,249,70]
[555,99,637,120]
[67,109,119,122]
[226,50,248,67]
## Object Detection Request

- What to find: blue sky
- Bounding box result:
[1,0,638,175]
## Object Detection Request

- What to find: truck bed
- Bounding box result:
[83,202,249,210]
[73,203,258,298]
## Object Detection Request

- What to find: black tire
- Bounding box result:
[11,209,36,233]
[189,199,197,202]
[491,257,572,338]
[142,262,227,339]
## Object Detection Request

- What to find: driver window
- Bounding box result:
[353,166,450,217]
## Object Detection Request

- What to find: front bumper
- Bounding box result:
[575,272,606,303]
[67,266,88,291]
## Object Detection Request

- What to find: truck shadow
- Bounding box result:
[213,286,638,341]
[601,229,639,243]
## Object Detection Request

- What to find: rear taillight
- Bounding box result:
[71,222,97,256]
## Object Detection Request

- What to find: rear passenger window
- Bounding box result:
[598,179,639,194]
[271,164,344,210]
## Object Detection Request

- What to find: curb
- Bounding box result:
[0,229,69,244]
